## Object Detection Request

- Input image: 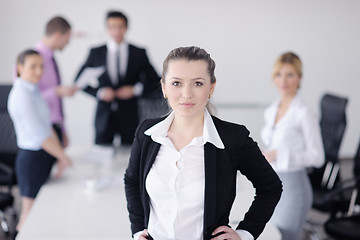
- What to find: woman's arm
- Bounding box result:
[274,108,325,170]
[124,121,147,236]
[236,127,282,239]
[74,49,100,97]
[41,129,72,178]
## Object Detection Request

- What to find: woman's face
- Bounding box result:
[273,63,301,97]
[17,55,43,84]
[162,59,215,119]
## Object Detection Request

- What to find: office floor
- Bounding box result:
[0,158,354,240]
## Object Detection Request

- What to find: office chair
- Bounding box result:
[0,163,15,236]
[0,85,18,236]
[323,138,360,240]
[303,93,348,240]
[308,93,348,215]
[0,85,17,184]
[138,97,169,122]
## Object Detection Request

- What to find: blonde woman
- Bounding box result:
[261,52,325,240]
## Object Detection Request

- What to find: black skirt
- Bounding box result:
[15,149,56,198]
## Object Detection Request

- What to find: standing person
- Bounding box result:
[35,16,76,147]
[8,50,72,235]
[125,46,282,240]
[261,52,325,240]
[75,10,160,146]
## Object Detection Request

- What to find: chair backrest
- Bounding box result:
[0,85,12,111]
[138,97,169,122]
[354,138,360,178]
[320,93,348,163]
[309,93,348,190]
[0,85,18,161]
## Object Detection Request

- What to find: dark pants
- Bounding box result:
[52,124,63,145]
[95,100,138,146]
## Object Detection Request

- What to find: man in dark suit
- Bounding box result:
[75,11,160,146]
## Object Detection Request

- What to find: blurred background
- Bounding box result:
[1,0,359,158]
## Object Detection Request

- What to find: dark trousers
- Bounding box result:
[52,124,63,145]
[95,101,138,146]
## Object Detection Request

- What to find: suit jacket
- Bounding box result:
[75,44,160,133]
[124,116,283,240]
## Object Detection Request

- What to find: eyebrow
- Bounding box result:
[169,77,206,81]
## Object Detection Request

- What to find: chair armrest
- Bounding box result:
[0,162,14,177]
[0,162,16,191]
[324,177,360,202]
[336,176,360,187]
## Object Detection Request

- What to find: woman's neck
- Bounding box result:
[171,114,204,137]
[42,37,56,51]
[167,113,204,151]
[274,93,296,124]
[280,93,296,107]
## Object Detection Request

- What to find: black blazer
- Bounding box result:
[75,44,160,133]
[124,116,282,240]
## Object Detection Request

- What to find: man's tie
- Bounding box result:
[111,49,121,112]
[52,56,64,118]
[115,49,121,87]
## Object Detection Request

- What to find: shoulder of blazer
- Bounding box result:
[128,44,145,52]
[128,44,146,57]
[89,45,107,55]
[211,115,250,146]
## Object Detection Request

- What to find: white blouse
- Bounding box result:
[8,78,52,150]
[137,109,253,240]
[261,95,325,172]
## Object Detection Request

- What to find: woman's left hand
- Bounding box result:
[211,226,242,240]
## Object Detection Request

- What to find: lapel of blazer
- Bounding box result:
[125,45,134,81]
[203,142,218,233]
[144,139,161,179]
[100,45,107,64]
[100,46,113,87]
[142,138,161,226]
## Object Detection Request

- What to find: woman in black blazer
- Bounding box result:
[125,46,282,240]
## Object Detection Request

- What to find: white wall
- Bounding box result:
[1,0,359,157]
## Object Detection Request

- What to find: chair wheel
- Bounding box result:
[1,218,9,234]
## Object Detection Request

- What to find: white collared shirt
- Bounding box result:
[133,109,253,240]
[100,39,142,97]
[7,78,52,150]
[261,95,325,172]
[106,39,129,85]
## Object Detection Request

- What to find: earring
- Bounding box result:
[208,94,211,99]
[164,94,168,99]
